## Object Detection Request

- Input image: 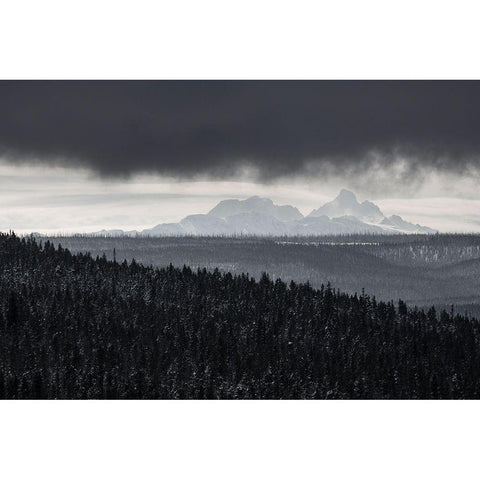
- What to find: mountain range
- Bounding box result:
[94,189,436,237]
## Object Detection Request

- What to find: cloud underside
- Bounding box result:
[1,81,479,179]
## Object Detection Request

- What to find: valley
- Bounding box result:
[48,233,480,316]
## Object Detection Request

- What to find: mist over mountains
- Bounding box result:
[95,189,436,237]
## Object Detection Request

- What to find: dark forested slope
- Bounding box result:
[49,234,480,313]
[1,233,480,399]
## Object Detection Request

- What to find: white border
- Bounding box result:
[1,2,480,478]
[1,1,480,79]
[1,400,479,479]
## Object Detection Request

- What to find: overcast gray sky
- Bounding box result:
[2,160,480,234]
[1,81,480,233]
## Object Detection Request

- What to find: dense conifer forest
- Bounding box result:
[1,232,480,399]
[50,234,480,316]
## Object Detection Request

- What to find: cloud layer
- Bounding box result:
[2,161,480,234]
[1,81,480,179]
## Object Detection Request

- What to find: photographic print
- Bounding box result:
[1,80,480,399]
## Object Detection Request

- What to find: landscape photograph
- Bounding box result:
[2,80,480,399]
[5,2,480,479]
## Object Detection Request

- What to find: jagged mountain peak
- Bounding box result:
[336,189,358,204]
[308,189,384,223]
[95,190,436,237]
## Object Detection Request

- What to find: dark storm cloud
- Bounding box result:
[0,80,479,178]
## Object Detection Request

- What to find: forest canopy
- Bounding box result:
[1,232,479,399]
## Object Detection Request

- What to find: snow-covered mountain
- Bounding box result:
[309,189,384,223]
[208,196,304,222]
[380,215,436,234]
[94,190,437,236]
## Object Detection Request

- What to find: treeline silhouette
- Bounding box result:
[49,235,480,315]
[1,232,480,399]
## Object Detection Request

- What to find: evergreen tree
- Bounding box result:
[0,232,479,399]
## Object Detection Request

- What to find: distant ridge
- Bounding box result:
[208,196,304,222]
[93,190,437,237]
